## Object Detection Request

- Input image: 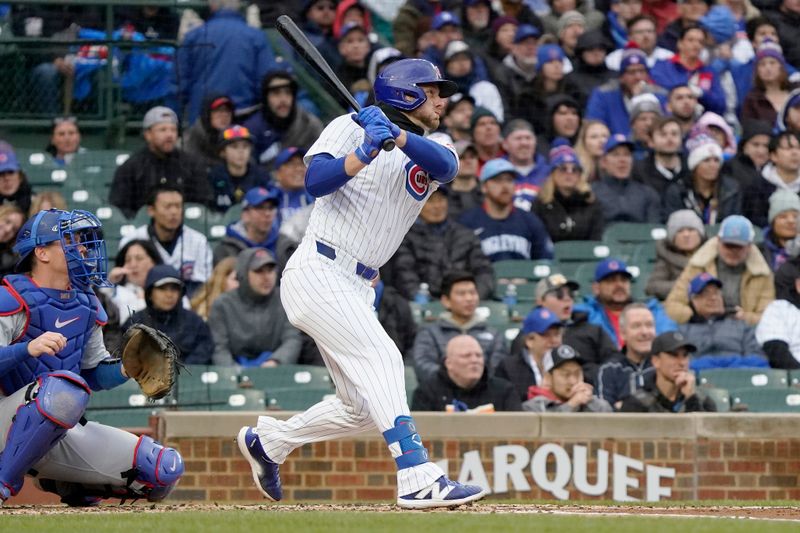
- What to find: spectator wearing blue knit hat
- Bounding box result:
[742,39,800,126]
[529,45,582,138]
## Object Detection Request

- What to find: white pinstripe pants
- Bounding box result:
[256,238,444,495]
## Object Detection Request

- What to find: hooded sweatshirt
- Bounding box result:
[207,248,302,366]
[183,93,230,169]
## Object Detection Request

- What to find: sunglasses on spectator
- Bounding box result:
[556,164,580,174]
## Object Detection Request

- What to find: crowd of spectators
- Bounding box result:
[2,0,800,414]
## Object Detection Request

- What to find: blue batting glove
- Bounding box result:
[356,106,401,138]
[354,122,392,164]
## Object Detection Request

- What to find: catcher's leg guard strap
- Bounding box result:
[132,436,184,501]
[382,416,429,470]
[0,373,90,496]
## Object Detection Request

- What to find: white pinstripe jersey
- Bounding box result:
[303,114,457,268]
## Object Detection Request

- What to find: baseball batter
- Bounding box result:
[238,59,485,509]
[0,209,183,506]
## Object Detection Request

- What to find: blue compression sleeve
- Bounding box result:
[0,342,31,377]
[305,153,352,197]
[81,360,129,391]
[401,132,458,182]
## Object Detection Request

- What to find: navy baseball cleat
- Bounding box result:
[397,476,485,509]
[237,426,282,501]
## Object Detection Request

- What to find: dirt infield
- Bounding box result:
[2,502,799,520]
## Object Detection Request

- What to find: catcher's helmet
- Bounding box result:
[374,58,458,111]
[14,209,111,291]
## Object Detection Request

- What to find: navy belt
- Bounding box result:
[316,241,378,281]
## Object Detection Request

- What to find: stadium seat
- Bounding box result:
[409,301,446,324]
[703,387,731,412]
[242,365,334,392]
[88,379,153,409]
[175,365,242,408]
[630,242,658,265]
[510,302,535,322]
[492,259,553,283]
[790,370,800,387]
[265,387,335,411]
[222,204,243,225]
[95,205,136,240]
[553,240,612,263]
[729,387,800,413]
[494,282,537,302]
[476,300,510,327]
[699,368,789,390]
[85,409,155,428]
[603,223,667,244]
[209,389,266,411]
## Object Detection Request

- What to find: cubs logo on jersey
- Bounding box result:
[405,161,430,201]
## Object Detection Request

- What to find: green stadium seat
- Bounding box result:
[510,302,535,322]
[631,242,658,265]
[504,326,521,343]
[476,300,510,327]
[699,368,789,390]
[265,387,335,411]
[494,282,537,302]
[790,370,800,387]
[409,301,446,324]
[223,204,244,225]
[84,409,155,428]
[492,260,553,283]
[553,240,612,263]
[603,223,668,244]
[175,365,242,408]
[95,205,136,240]
[242,365,334,392]
[209,389,266,411]
[88,379,151,409]
[729,387,800,413]
[703,387,730,412]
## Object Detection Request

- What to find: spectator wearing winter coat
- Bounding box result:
[566,30,615,108]
[527,45,582,137]
[470,107,504,171]
[492,24,541,127]
[442,40,503,121]
[124,265,213,365]
[242,72,324,167]
[663,134,741,225]
[646,209,706,300]
[460,0,497,54]
[392,0,441,57]
[619,330,717,412]
[532,139,605,242]
[335,22,371,98]
[372,278,417,363]
[575,258,677,349]
[458,159,554,262]
[183,94,234,170]
[271,147,315,224]
[741,39,800,126]
[178,0,279,125]
[585,44,667,137]
[765,0,800,71]
[665,215,775,326]
[510,274,619,386]
[606,14,674,72]
[776,89,800,135]
[657,0,710,52]
[758,190,800,272]
[632,116,688,195]
[208,247,302,366]
[208,125,271,213]
[756,257,800,369]
[387,188,494,301]
[651,24,727,116]
[541,0,604,36]
[301,0,339,69]
[536,94,583,158]
[628,94,664,160]
[447,140,484,221]
[412,271,508,383]
[503,119,550,211]
[722,119,772,193]
[523,345,613,413]
[592,134,663,224]
[743,131,800,228]
[678,273,763,358]
[496,306,565,402]
[412,335,522,412]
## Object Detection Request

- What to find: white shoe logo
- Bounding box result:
[55,316,80,328]
[415,483,453,500]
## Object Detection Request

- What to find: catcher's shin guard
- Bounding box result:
[0,372,90,500]
[131,435,184,501]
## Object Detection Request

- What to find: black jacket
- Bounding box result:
[494,349,539,403]
[619,381,717,413]
[447,187,483,222]
[766,7,800,72]
[723,152,762,194]
[376,283,417,362]
[109,147,212,218]
[663,175,742,225]
[532,190,605,242]
[387,219,494,300]
[742,175,781,229]
[411,366,522,412]
[632,153,688,196]
[565,60,614,109]
[123,306,213,365]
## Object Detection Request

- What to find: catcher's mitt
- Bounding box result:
[122,324,179,400]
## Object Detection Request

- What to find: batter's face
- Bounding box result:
[442,280,479,320]
[407,84,446,132]
[248,265,277,296]
[148,191,183,232]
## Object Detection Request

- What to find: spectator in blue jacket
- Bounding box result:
[458,158,554,262]
[178,0,280,125]
[650,24,727,116]
[271,147,315,224]
[421,11,464,71]
[585,44,667,136]
[502,119,550,210]
[574,258,677,349]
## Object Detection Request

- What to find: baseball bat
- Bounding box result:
[275,15,395,152]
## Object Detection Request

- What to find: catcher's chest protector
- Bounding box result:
[0,275,100,395]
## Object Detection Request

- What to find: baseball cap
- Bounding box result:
[209,96,234,111]
[219,125,253,148]
[689,272,723,297]
[242,186,280,208]
[594,258,633,282]
[629,94,663,124]
[432,11,460,30]
[338,21,367,41]
[513,24,540,43]
[522,307,563,335]
[273,146,305,169]
[444,40,471,62]
[535,273,580,301]
[479,158,520,182]
[0,145,20,173]
[248,247,277,271]
[146,265,183,290]
[454,139,477,157]
[543,344,585,372]
[603,133,634,155]
[651,331,697,355]
[718,215,755,246]
[142,106,178,130]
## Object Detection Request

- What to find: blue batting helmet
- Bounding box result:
[374,58,459,111]
[14,209,111,291]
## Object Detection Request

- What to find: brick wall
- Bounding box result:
[158,412,800,503]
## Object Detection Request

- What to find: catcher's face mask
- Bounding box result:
[60,210,112,291]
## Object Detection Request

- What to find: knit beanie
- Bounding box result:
[686,134,724,171]
[619,42,648,74]
[470,106,500,131]
[557,10,585,34]
[667,209,705,242]
[537,44,565,72]
[699,5,737,44]
[548,137,582,169]
[768,189,800,225]
[756,38,786,67]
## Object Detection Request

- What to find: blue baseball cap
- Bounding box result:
[514,24,540,43]
[718,215,755,246]
[523,307,564,335]
[242,187,279,208]
[603,133,634,155]
[432,11,460,30]
[479,158,520,182]
[0,146,20,173]
[273,146,305,169]
[689,272,722,297]
[338,21,367,40]
[594,258,633,282]
[536,44,565,72]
